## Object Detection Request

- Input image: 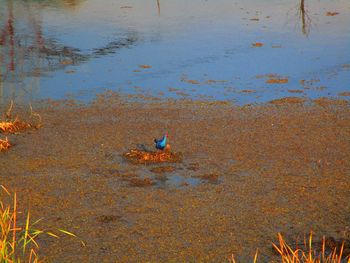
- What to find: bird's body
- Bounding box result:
[154,133,168,150]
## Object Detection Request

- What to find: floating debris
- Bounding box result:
[180,75,201,85]
[326,12,339,16]
[0,137,11,152]
[138,64,152,69]
[241,89,256,93]
[252,42,264,47]
[288,89,304,94]
[183,79,199,85]
[205,79,227,84]
[338,92,350,97]
[60,59,73,65]
[257,74,289,84]
[266,78,288,84]
[123,149,182,164]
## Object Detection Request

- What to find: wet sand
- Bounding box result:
[1,94,350,262]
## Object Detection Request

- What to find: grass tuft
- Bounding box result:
[272,232,350,263]
[0,185,79,262]
[230,232,350,263]
[0,137,11,152]
[0,101,42,134]
[123,148,182,164]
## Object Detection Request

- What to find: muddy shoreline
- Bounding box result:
[1,95,350,262]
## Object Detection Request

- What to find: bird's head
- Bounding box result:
[165,132,168,138]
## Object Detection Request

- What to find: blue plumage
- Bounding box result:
[154,133,168,150]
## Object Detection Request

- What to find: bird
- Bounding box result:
[154,132,168,150]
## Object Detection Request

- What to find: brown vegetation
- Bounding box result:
[266,78,289,84]
[269,97,305,105]
[150,166,176,173]
[326,12,339,16]
[272,232,350,263]
[125,177,155,187]
[123,149,182,164]
[231,232,350,262]
[0,101,42,134]
[0,137,11,152]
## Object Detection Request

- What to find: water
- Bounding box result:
[0,0,349,105]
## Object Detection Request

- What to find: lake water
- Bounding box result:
[0,0,349,105]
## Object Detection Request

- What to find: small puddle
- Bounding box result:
[119,162,223,189]
[119,147,226,188]
[154,174,201,188]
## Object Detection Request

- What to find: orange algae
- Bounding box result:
[138,64,152,69]
[123,149,182,164]
[252,42,263,47]
[184,79,199,85]
[266,78,289,84]
[269,97,305,105]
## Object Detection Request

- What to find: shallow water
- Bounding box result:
[0,0,349,104]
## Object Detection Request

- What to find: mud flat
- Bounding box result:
[1,94,350,262]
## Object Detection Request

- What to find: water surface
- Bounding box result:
[0,0,349,104]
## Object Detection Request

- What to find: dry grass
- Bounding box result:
[0,185,79,263]
[0,101,42,134]
[272,232,350,263]
[1,185,42,262]
[0,119,33,134]
[230,233,350,263]
[0,137,11,152]
[123,149,182,164]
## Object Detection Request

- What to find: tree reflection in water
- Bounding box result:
[298,0,312,36]
[0,0,139,103]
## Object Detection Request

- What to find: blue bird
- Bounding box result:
[154,132,168,150]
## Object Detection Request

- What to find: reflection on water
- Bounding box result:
[0,0,349,104]
[299,0,311,36]
[0,0,86,102]
[157,0,160,16]
[0,0,141,103]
